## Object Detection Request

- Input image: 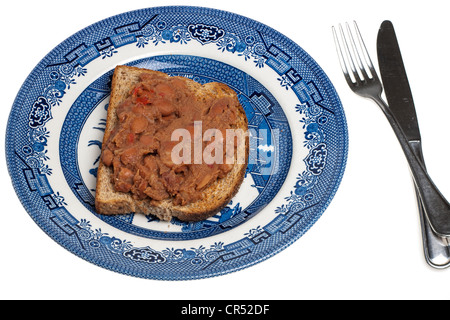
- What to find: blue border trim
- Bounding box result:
[5,6,348,280]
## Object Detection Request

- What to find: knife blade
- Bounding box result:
[376,20,420,142]
[377,20,450,268]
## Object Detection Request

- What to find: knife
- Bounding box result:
[377,20,450,268]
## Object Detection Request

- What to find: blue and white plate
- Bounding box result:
[6,6,348,280]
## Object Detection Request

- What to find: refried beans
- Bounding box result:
[101,72,240,206]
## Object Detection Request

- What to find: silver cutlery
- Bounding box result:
[332,22,450,260]
[376,20,450,268]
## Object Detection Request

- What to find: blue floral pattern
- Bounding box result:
[28,97,52,128]
[6,7,348,280]
[188,24,225,44]
[78,217,226,266]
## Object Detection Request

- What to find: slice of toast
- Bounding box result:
[95,65,248,222]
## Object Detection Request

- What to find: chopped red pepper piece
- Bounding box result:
[132,86,140,97]
[137,97,149,105]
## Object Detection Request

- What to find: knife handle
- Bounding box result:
[409,141,450,268]
[372,95,450,237]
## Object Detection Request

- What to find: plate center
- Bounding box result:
[60,55,293,240]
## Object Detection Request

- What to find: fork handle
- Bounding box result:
[372,95,450,237]
[410,141,450,268]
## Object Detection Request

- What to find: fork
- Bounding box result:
[332,22,450,239]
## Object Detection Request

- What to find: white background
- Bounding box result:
[2,0,450,300]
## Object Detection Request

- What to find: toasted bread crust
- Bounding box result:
[95,65,248,222]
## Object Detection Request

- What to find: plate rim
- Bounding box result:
[5,5,348,280]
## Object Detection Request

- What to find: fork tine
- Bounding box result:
[352,21,377,79]
[353,21,377,78]
[341,24,360,82]
[332,27,349,78]
[332,25,357,85]
[339,23,361,82]
[345,22,371,81]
